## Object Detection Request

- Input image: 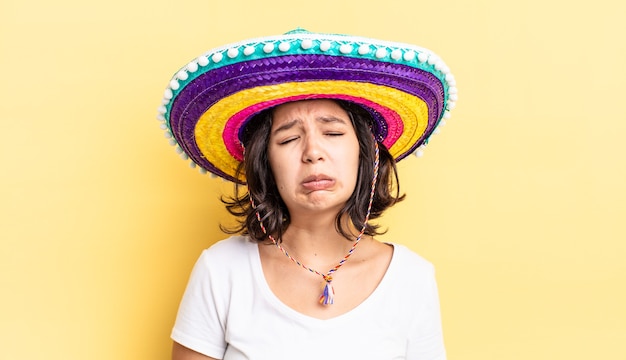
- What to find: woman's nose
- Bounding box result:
[302,136,324,163]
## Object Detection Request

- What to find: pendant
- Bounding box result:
[319,276,335,305]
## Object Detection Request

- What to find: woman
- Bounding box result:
[158,29,456,360]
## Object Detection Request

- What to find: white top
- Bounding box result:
[172,236,446,360]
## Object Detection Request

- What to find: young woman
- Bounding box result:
[158,29,457,360]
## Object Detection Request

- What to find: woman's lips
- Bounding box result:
[301,175,335,191]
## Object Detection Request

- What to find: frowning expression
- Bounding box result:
[268,99,360,217]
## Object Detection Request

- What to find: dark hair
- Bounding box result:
[220,100,405,241]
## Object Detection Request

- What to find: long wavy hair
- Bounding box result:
[220,100,405,242]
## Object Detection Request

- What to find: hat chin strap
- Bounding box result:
[249,140,379,306]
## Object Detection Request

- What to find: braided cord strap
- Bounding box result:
[251,140,380,305]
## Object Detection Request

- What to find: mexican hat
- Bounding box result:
[157,29,457,182]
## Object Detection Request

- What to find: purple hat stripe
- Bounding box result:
[170,54,444,128]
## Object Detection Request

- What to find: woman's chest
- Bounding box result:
[223,308,410,360]
[260,252,391,319]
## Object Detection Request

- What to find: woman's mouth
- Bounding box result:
[302,175,335,191]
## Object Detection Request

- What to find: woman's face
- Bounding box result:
[268,99,360,218]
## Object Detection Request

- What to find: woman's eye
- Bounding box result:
[326,132,344,137]
[278,136,298,145]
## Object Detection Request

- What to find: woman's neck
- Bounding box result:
[279,213,361,260]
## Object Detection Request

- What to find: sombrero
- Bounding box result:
[157,28,457,183]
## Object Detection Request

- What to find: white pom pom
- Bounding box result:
[301,39,313,50]
[427,55,438,65]
[164,88,173,100]
[417,52,428,63]
[186,61,199,73]
[391,49,402,60]
[443,110,451,119]
[414,146,425,157]
[159,123,168,130]
[375,48,387,59]
[403,50,416,61]
[448,86,458,94]
[278,42,290,52]
[433,127,441,135]
[449,93,458,101]
[263,43,275,53]
[320,41,331,52]
[156,114,165,121]
[243,46,255,56]
[358,44,370,55]
[168,138,177,146]
[210,173,218,179]
[161,98,169,105]
[180,152,189,160]
[339,44,352,54]
[434,60,444,71]
[445,73,455,82]
[175,146,183,154]
[212,52,223,63]
[169,79,180,90]
[438,120,447,127]
[199,167,207,174]
[157,105,167,114]
[227,48,239,58]
[447,101,456,110]
[197,55,209,66]
[164,131,173,139]
[176,70,188,81]
[189,161,196,169]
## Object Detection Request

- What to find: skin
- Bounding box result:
[172,99,392,360]
[267,99,361,220]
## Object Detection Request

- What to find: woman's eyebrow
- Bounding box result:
[272,119,301,135]
[316,115,348,125]
[272,115,348,135]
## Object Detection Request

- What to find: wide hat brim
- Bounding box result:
[157,29,457,183]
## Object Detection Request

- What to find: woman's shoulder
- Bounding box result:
[381,243,439,302]
[196,235,256,265]
[207,235,255,252]
[388,242,436,276]
[186,236,258,289]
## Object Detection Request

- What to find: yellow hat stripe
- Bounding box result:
[195,80,429,181]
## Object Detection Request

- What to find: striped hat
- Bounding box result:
[157,29,457,183]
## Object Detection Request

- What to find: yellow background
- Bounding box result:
[1,0,624,359]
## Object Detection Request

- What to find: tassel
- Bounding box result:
[319,276,334,305]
